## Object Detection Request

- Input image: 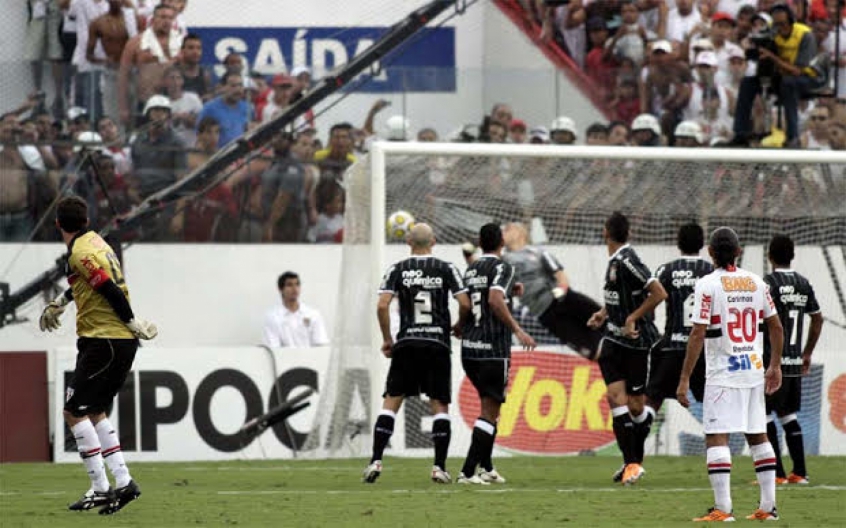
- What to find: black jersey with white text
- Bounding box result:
[603,244,660,349]
[461,255,516,360]
[763,270,821,377]
[378,256,466,350]
[654,257,714,349]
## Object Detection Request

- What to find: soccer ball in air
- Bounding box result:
[387,210,415,240]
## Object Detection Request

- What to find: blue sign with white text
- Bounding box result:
[192,26,456,93]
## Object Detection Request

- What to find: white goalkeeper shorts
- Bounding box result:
[703,383,767,435]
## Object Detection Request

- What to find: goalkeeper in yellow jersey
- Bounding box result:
[39,196,157,515]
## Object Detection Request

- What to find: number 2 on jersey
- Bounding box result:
[414,291,432,324]
[471,291,482,326]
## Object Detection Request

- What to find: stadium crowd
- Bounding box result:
[1,0,845,243]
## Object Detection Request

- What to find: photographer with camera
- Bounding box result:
[733,4,825,147]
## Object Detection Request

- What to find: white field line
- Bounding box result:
[3,484,843,497]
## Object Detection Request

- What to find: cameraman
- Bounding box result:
[733,4,824,147]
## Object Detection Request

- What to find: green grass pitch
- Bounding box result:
[1,457,844,527]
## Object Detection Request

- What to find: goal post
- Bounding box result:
[303,142,846,460]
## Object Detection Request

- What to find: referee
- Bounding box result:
[503,222,602,360]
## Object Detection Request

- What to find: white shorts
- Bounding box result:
[703,383,767,434]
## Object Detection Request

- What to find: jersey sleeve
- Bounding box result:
[805,281,821,314]
[68,251,111,290]
[491,262,515,293]
[761,277,778,319]
[690,279,713,326]
[621,254,654,290]
[378,263,400,295]
[445,262,467,296]
[654,264,669,290]
[540,250,564,274]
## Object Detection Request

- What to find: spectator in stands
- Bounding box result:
[509,119,528,144]
[736,5,758,41]
[261,132,310,242]
[417,128,438,142]
[130,95,186,200]
[685,51,736,122]
[585,17,617,96]
[529,126,550,144]
[708,12,745,84]
[261,74,296,123]
[96,116,132,175]
[20,117,58,169]
[308,180,345,244]
[631,112,664,145]
[697,85,735,143]
[641,39,692,138]
[25,0,64,109]
[550,116,578,145]
[0,121,38,241]
[161,0,188,38]
[314,122,355,185]
[290,130,319,228]
[118,4,182,128]
[164,66,203,146]
[263,271,329,348]
[606,0,651,67]
[68,106,92,137]
[289,66,316,128]
[611,76,642,125]
[724,46,747,99]
[490,103,513,127]
[585,122,609,145]
[541,0,588,68]
[250,72,271,121]
[665,0,703,46]
[800,104,831,148]
[828,119,846,149]
[178,34,213,101]
[197,72,250,147]
[89,153,138,231]
[487,120,508,143]
[608,120,632,145]
[734,4,824,146]
[673,119,706,146]
[86,0,139,122]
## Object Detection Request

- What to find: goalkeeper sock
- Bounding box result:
[611,406,635,464]
[766,419,787,478]
[71,420,111,493]
[480,425,497,472]
[632,406,655,464]
[706,446,732,513]
[751,442,777,512]
[95,418,132,488]
[431,414,451,470]
[780,414,806,477]
[461,418,495,477]
[370,410,395,463]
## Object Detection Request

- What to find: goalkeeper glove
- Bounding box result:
[39,294,70,332]
[552,285,569,300]
[126,318,158,340]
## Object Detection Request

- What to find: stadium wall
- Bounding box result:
[0,1,605,140]
[1,243,843,459]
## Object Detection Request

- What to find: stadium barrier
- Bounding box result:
[51,342,846,462]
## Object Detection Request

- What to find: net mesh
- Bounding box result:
[305,147,846,459]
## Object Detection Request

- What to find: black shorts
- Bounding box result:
[538,290,603,360]
[462,358,510,404]
[646,347,706,404]
[766,375,802,416]
[65,337,138,417]
[383,341,451,403]
[598,339,649,395]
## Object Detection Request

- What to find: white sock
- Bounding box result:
[71,420,110,492]
[751,442,777,512]
[706,446,732,513]
[95,419,131,488]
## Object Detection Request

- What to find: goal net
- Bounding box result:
[303,143,846,460]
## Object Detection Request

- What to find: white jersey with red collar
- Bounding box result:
[691,265,777,388]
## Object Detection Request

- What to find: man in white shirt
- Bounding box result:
[665,0,702,45]
[263,271,329,348]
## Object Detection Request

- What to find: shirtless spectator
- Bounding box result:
[0,121,40,240]
[72,0,109,121]
[118,4,183,128]
[87,0,138,125]
[164,66,203,146]
[97,115,132,175]
[178,34,214,101]
[641,40,692,138]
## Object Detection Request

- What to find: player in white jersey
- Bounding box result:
[677,227,784,522]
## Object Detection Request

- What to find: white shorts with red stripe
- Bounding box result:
[703,383,767,434]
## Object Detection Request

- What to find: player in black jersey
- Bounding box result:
[363,223,470,484]
[456,223,536,485]
[587,212,667,485]
[629,223,713,480]
[763,235,823,484]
